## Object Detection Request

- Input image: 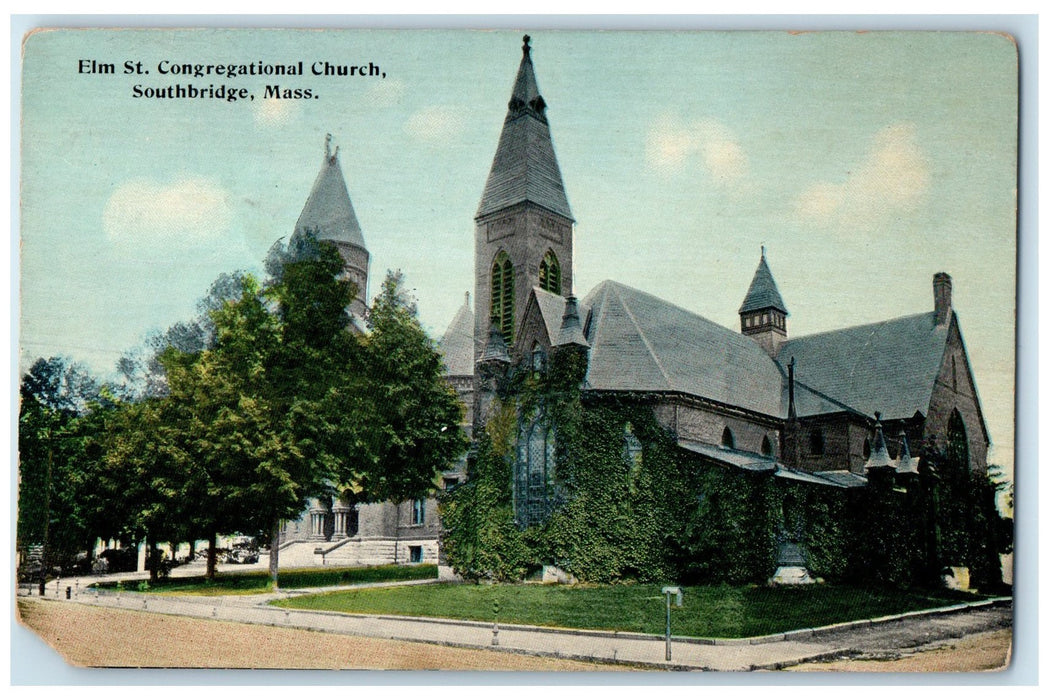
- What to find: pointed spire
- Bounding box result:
[739,248,788,315]
[438,292,476,377]
[556,296,589,348]
[479,321,511,365]
[864,412,895,472]
[476,36,573,221]
[295,135,365,249]
[896,430,919,474]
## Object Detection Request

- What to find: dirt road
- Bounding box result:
[16,598,628,671]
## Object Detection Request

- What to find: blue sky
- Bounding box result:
[19,29,1017,468]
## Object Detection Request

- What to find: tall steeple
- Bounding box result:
[296,134,370,321]
[474,36,575,361]
[739,247,788,356]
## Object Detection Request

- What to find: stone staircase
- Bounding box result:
[275,541,323,568]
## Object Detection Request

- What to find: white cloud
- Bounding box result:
[103,177,233,248]
[795,123,930,226]
[404,105,464,144]
[252,97,300,127]
[645,115,748,183]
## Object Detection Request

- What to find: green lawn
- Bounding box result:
[271,582,985,638]
[94,564,438,596]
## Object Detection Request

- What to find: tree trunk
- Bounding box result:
[206,531,217,580]
[149,538,159,582]
[269,518,281,591]
[188,540,196,561]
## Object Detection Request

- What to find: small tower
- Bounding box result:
[296,134,370,321]
[474,35,575,358]
[896,430,919,475]
[739,247,788,356]
[864,413,895,473]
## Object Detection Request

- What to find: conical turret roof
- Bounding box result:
[439,292,475,377]
[295,135,366,250]
[739,249,788,315]
[476,36,573,221]
[864,412,895,472]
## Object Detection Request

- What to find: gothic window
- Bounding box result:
[539,250,561,294]
[514,414,557,528]
[491,252,515,344]
[411,498,425,525]
[721,427,735,449]
[863,438,872,460]
[761,434,774,457]
[623,423,643,469]
[531,342,546,373]
[809,428,825,456]
[947,409,969,469]
[952,356,958,392]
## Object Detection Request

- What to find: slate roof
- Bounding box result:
[476,38,573,221]
[678,439,778,472]
[581,281,784,417]
[295,149,367,250]
[438,293,474,377]
[739,254,787,314]
[775,468,867,489]
[777,312,949,421]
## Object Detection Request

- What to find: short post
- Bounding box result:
[661,586,682,662]
[491,596,500,646]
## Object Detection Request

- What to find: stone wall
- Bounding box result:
[652,398,781,458]
[923,315,990,472]
[473,201,574,362]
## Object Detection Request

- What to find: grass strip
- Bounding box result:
[272,582,985,638]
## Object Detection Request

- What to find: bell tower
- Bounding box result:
[474,35,575,359]
[739,248,788,357]
[295,134,370,322]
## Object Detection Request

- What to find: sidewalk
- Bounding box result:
[18,577,1012,671]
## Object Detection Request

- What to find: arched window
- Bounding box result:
[538,250,561,295]
[623,423,643,468]
[863,438,872,460]
[514,415,556,528]
[947,409,970,470]
[721,427,735,449]
[761,434,774,457]
[952,356,958,392]
[809,428,825,456]
[530,342,546,373]
[491,252,514,344]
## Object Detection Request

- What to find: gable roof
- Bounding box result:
[295,148,366,250]
[739,253,787,314]
[476,38,573,221]
[438,293,474,377]
[777,312,949,420]
[582,281,784,417]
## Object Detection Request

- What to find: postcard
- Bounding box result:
[15,26,1017,674]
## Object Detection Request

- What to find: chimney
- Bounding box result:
[934,272,952,326]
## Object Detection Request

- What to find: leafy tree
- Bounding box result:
[350,272,468,503]
[17,357,109,582]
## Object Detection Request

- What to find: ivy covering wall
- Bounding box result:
[440,349,1012,590]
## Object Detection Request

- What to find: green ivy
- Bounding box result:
[441,348,1011,590]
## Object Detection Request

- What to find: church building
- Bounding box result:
[275,35,990,576]
[273,138,466,568]
[468,36,990,529]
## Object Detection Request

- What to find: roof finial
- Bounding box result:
[325,133,333,160]
[522,34,531,56]
[761,244,766,260]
